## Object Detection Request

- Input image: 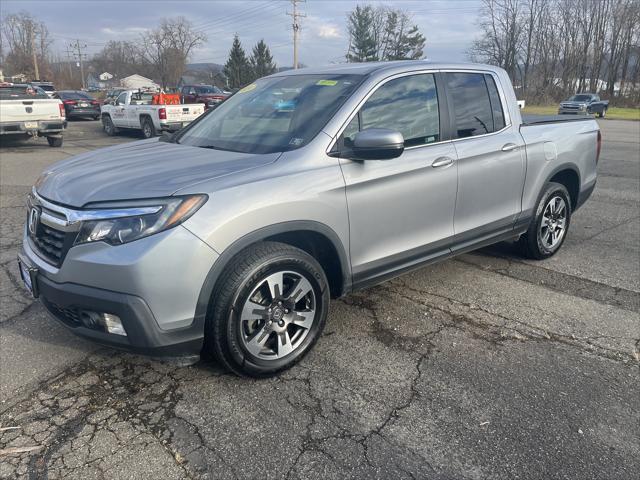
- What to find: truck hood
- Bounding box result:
[36,139,280,207]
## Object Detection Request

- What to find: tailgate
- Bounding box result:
[165,104,205,122]
[0,99,62,123]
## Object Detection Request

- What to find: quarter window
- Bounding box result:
[344,74,440,148]
[446,72,505,138]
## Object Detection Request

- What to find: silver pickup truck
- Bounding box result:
[19,62,599,377]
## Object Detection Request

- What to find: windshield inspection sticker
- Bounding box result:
[239,83,257,93]
[316,80,338,86]
[289,137,304,146]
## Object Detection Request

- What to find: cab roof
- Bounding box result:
[269,60,502,78]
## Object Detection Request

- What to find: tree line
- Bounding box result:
[469,0,640,106]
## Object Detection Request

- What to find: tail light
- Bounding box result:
[58,103,65,118]
[90,100,99,105]
[63,100,76,105]
[158,108,167,120]
[596,130,602,164]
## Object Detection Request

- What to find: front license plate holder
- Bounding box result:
[17,257,39,298]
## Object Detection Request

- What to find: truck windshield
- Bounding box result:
[568,95,592,102]
[176,74,363,154]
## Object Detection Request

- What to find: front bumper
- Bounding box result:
[20,216,219,358]
[0,120,67,135]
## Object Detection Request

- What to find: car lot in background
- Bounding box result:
[0,118,638,478]
[56,90,101,120]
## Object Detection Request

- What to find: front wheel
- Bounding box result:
[102,115,118,136]
[598,109,606,118]
[205,242,329,377]
[518,182,572,260]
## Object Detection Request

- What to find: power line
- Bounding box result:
[287,0,306,69]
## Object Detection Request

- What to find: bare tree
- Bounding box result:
[139,17,206,88]
[469,0,640,106]
[1,11,52,79]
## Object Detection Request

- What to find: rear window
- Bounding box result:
[38,85,55,92]
[195,86,222,94]
[0,86,48,100]
[58,91,92,100]
[446,73,498,138]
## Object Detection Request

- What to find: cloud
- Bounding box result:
[100,26,149,36]
[316,24,341,39]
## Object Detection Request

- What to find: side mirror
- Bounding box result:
[350,128,404,160]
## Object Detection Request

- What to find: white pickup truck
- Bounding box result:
[100,90,205,139]
[0,83,66,147]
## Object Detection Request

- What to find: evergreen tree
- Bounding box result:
[223,35,251,89]
[249,39,277,80]
[346,6,377,62]
[346,5,426,62]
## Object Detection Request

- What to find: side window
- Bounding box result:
[485,75,506,132]
[116,92,127,105]
[357,74,440,147]
[446,73,495,138]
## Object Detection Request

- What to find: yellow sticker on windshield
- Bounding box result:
[239,83,257,93]
[316,80,338,86]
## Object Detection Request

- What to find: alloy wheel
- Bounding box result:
[539,195,567,249]
[239,270,316,360]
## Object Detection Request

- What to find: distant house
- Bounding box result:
[99,72,113,81]
[86,73,100,89]
[120,74,159,90]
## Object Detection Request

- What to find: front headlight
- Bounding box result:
[74,195,207,246]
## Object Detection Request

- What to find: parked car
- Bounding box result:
[101,89,205,138]
[558,93,609,117]
[180,84,229,109]
[57,90,101,120]
[18,62,600,377]
[0,82,66,146]
[31,81,56,98]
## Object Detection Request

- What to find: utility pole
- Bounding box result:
[31,26,40,81]
[287,0,306,69]
[71,39,88,89]
[65,47,73,77]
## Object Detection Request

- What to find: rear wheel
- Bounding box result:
[46,136,63,147]
[102,115,118,136]
[141,117,156,139]
[93,115,100,121]
[205,242,329,377]
[519,182,571,260]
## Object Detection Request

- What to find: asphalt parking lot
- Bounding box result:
[0,119,638,479]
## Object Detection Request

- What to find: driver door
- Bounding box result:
[337,73,458,287]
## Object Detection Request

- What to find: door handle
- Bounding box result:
[502,143,519,152]
[432,156,454,168]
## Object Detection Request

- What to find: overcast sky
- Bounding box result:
[2,0,482,67]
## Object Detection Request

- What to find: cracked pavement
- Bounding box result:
[1,120,639,479]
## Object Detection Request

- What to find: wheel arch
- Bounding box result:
[193,221,352,331]
[547,165,581,210]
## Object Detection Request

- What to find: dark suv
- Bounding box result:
[180,84,229,109]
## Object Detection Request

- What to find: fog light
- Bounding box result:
[102,313,126,336]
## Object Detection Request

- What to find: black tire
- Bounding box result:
[518,182,572,260]
[141,117,156,139]
[46,136,63,147]
[598,109,606,118]
[102,115,118,136]
[205,241,329,377]
[93,115,100,121]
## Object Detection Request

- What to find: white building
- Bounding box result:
[119,74,159,90]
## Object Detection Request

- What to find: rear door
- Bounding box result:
[444,71,525,248]
[337,72,458,286]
